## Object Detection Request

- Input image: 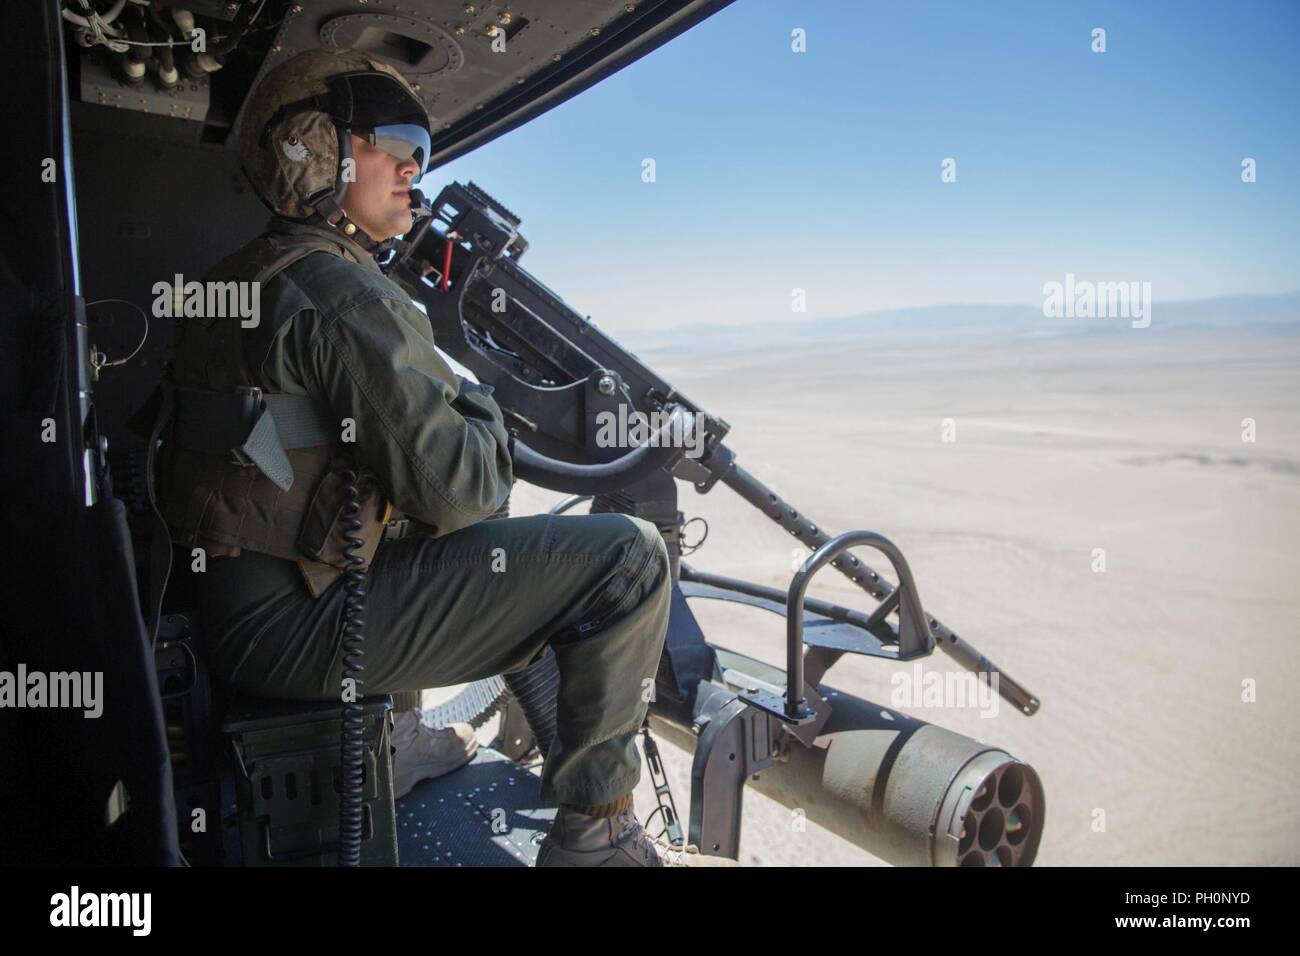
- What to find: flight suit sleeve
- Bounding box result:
[310,293,514,535]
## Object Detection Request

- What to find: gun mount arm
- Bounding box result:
[510,404,695,494]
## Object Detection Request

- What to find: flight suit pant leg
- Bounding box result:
[361,511,672,808]
[204,512,672,809]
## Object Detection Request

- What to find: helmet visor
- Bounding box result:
[362,123,432,182]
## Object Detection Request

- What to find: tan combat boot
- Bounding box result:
[390,709,477,800]
[535,806,740,867]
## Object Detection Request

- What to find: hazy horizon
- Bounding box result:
[613,289,1300,354]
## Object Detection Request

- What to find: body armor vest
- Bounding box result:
[156,230,403,597]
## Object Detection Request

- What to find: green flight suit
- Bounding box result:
[175,217,670,808]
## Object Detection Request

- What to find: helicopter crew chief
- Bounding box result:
[152,48,736,866]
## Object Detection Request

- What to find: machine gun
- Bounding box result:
[387,180,1046,866]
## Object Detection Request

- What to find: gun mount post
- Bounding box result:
[717,459,1041,716]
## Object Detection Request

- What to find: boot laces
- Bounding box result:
[613,812,701,866]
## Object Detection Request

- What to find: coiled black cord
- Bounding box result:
[337,470,368,866]
[502,649,560,760]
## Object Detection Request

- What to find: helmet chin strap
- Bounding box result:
[305,189,394,256]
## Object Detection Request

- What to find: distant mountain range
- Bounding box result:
[617,291,1300,355]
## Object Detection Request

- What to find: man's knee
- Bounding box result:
[552,513,671,619]
[587,515,670,619]
[623,516,670,585]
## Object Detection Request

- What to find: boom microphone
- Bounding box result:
[409,187,432,220]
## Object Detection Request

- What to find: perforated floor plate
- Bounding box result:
[395,747,555,867]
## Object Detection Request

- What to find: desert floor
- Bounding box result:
[442,324,1300,866]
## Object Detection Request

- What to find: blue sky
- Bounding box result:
[433,0,1300,333]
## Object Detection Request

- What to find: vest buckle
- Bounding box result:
[383,519,411,541]
[229,386,264,466]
